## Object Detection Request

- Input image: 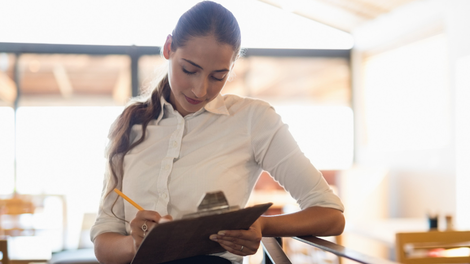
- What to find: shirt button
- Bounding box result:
[172,141,178,147]
[165,165,170,170]
[162,193,168,199]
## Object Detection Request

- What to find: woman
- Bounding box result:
[91,1,345,263]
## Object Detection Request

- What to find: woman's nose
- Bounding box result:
[192,78,208,98]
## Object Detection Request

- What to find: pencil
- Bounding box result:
[114,188,144,211]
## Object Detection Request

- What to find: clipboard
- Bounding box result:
[131,191,272,264]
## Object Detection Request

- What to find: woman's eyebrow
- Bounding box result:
[182,58,203,69]
[182,58,229,73]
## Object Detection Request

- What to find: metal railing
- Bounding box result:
[262,236,400,264]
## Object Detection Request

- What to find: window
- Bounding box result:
[0,107,14,195]
[18,54,130,105]
[232,56,353,169]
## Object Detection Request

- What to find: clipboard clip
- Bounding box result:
[182,191,240,219]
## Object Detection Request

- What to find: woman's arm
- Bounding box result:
[94,233,136,264]
[260,206,345,237]
[94,210,170,264]
[210,206,345,256]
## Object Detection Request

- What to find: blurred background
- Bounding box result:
[0,0,469,263]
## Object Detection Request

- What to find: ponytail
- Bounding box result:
[104,74,170,219]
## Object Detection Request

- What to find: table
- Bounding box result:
[345,218,428,247]
[343,218,428,261]
[7,236,51,264]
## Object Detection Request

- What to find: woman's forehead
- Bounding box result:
[175,35,236,68]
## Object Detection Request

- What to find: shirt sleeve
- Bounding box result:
[250,101,344,212]
[90,162,128,242]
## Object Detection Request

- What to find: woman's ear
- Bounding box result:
[227,61,237,82]
[229,54,239,70]
[230,60,237,71]
[163,35,172,60]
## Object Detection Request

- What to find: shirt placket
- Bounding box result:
[154,114,185,216]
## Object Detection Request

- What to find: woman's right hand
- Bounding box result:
[129,210,173,250]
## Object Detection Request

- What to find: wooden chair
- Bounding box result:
[395,230,470,264]
[0,239,10,264]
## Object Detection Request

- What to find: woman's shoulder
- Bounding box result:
[221,94,273,112]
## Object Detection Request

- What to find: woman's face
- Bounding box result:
[163,34,236,117]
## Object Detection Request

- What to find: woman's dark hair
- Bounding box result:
[171,1,241,57]
[104,1,241,217]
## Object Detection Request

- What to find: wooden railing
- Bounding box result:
[262,236,400,264]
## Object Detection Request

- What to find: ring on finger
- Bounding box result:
[142,220,148,236]
[240,245,244,251]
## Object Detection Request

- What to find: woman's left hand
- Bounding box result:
[209,219,263,256]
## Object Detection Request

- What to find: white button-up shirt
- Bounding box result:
[91,93,344,263]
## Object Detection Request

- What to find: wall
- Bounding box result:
[445,0,470,230]
[351,0,470,225]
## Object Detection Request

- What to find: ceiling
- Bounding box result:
[258,0,418,32]
[0,0,421,105]
[0,0,420,48]
[0,0,353,49]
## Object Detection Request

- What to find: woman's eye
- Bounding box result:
[182,68,196,75]
[212,76,224,81]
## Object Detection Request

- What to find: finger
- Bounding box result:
[131,211,163,232]
[217,230,243,239]
[131,211,159,227]
[137,210,163,222]
[162,214,173,221]
[159,215,173,224]
[130,211,165,240]
[210,235,258,256]
[218,229,261,241]
[216,241,247,256]
[216,240,253,256]
[212,230,260,245]
[141,220,149,237]
[216,238,254,252]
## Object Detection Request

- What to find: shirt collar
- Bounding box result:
[203,94,229,116]
[156,96,171,123]
[157,93,229,122]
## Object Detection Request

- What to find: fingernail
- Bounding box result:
[218,231,226,236]
[159,218,170,224]
[209,235,218,241]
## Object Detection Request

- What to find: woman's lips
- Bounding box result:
[185,95,202,105]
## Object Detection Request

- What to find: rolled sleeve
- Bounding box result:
[90,166,128,242]
[271,150,344,212]
[251,102,344,212]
